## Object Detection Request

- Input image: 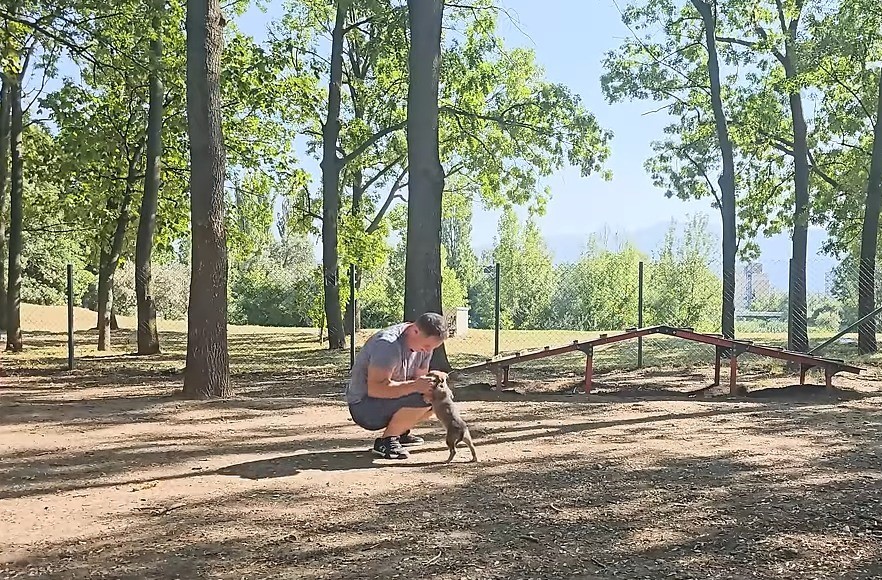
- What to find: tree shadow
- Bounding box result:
[4,423,881,579]
[216,448,472,479]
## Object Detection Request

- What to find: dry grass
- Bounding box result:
[2,305,882,579]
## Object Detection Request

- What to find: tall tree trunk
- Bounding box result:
[344,169,364,335]
[692,0,736,340]
[136,0,165,356]
[784,55,810,354]
[0,79,9,332]
[404,0,450,371]
[5,76,23,352]
[97,151,141,351]
[320,0,348,350]
[182,0,231,399]
[857,69,882,354]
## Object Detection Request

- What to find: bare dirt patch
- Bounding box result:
[2,325,882,579]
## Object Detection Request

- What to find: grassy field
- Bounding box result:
[2,304,882,578]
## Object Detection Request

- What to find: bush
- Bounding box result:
[228,234,322,327]
[20,231,94,306]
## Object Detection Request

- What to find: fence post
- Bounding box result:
[637,261,644,368]
[349,263,356,370]
[494,261,500,356]
[67,263,75,371]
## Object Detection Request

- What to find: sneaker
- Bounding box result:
[372,436,410,459]
[399,430,425,447]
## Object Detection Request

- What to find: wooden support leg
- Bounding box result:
[713,346,721,386]
[825,367,833,390]
[494,366,503,390]
[584,353,594,394]
[503,366,509,389]
[729,356,738,396]
[799,364,808,385]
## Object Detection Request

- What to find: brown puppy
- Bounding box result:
[425,370,477,463]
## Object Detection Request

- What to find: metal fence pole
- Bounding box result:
[494,262,500,356]
[637,261,644,368]
[67,263,75,371]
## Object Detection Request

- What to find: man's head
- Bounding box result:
[403,312,448,354]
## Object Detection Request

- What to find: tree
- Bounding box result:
[482,206,555,330]
[807,0,882,353]
[182,0,230,399]
[691,0,736,339]
[858,69,882,352]
[440,187,479,290]
[601,0,738,338]
[42,77,147,351]
[5,74,22,351]
[135,0,165,355]
[0,79,9,331]
[4,36,30,352]
[319,0,349,350]
[714,0,815,353]
[403,0,449,370]
[547,237,645,331]
[271,1,614,346]
[645,214,722,330]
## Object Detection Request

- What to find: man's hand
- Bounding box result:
[367,365,437,399]
[414,376,436,399]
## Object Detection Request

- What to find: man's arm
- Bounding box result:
[366,364,427,399]
[365,341,430,399]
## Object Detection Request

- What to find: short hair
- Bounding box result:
[414,312,447,338]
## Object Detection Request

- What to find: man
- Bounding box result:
[346,312,449,459]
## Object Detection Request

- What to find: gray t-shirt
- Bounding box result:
[345,322,432,405]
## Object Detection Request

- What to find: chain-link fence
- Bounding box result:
[1,255,880,388]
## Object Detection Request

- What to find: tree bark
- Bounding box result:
[404,0,450,371]
[784,60,810,354]
[182,0,231,399]
[136,0,165,356]
[320,0,348,350]
[857,69,882,354]
[692,0,736,340]
[5,76,23,352]
[0,79,9,332]
[97,150,142,351]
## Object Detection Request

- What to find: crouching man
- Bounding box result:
[345,312,448,459]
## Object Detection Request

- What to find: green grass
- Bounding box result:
[5,302,881,395]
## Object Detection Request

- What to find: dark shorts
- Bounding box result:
[348,393,431,431]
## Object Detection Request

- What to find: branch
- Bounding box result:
[362,155,404,191]
[752,24,787,67]
[610,0,711,99]
[343,15,378,35]
[680,146,722,208]
[807,149,844,191]
[0,10,106,71]
[440,104,553,135]
[819,62,875,126]
[774,0,788,37]
[715,36,758,49]
[340,119,407,166]
[366,166,407,234]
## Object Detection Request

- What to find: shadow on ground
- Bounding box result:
[2,399,881,579]
[3,327,882,579]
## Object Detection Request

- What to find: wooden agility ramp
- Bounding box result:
[453,325,863,395]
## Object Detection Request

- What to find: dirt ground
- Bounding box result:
[2,327,882,579]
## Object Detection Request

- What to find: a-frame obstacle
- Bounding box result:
[454,325,863,395]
